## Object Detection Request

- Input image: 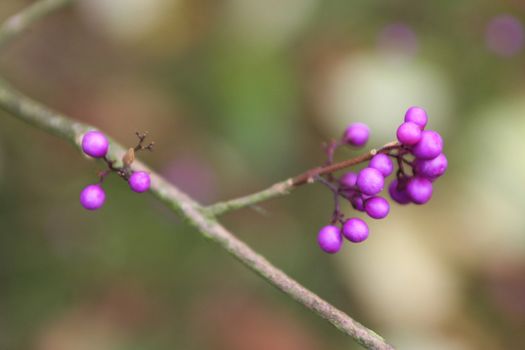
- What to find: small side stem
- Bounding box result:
[205,142,401,217]
[313,175,344,224]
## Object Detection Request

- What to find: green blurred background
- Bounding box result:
[1,1,525,349]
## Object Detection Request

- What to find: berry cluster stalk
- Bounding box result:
[0,2,395,349]
[204,141,400,216]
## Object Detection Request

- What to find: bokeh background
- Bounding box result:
[1,1,525,349]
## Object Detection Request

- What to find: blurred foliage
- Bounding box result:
[1,0,525,349]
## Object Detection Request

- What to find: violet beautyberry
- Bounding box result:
[129,171,151,193]
[339,172,358,188]
[406,176,433,204]
[404,106,428,129]
[342,122,370,147]
[369,153,394,177]
[342,218,369,243]
[317,225,343,254]
[415,153,448,179]
[356,167,384,196]
[412,130,443,160]
[81,131,109,158]
[80,184,106,210]
[364,196,390,219]
[388,179,411,205]
[396,122,422,146]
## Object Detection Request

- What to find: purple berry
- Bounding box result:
[357,167,384,196]
[369,153,394,177]
[406,176,433,204]
[80,184,106,210]
[339,172,358,188]
[341,188,355,199]
[129,171,151,193]
[415,153,448,179]
[81,131,109,158]
[342,122,370,147]
[396,122,422,146]
[364,196,390,219]
[404,106,428,129]
[342,218,369,243]
[349,194,366,212]
[317,225,343,254]
[388,179,411,205]
[412,130,443,160]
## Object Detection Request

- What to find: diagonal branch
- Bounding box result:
[0,2,395,349]
[0,72,395,350]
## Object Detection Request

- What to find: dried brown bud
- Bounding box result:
[122,148,135,166]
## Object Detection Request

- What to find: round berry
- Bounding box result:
[317,225,343,254]
[406,176,433,204]
[129,171,151,193]
[388,179,411,204]
[412,130,443,160]
[369,153,394,177]
[342,218,369,243]
[364,196,390,219]
[342,122,370,147]
[81,131,109,158]
[415,153,448,179]
[80,184,106,210]
[396,122,422,146]
[349,194,366,212]
[357,167,384,196]
[341,188,355,199]
[404,106,428,129]
[339,172,358,189]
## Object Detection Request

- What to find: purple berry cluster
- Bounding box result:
[79,131,153,211]
[317,106,447,254]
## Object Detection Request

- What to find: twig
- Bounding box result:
[204,142,400,216]
[0,2,395,349]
